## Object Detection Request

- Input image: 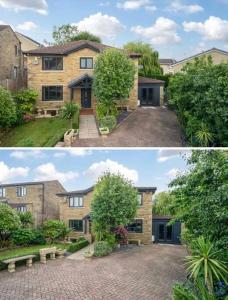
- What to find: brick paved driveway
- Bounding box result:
[0,244,186,300]
[72,107,184,147]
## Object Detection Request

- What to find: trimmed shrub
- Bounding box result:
[103,233,117,248]
[31,230,46,245]
[18,211,34,228]
[67,239,89,253]
[94,241,112,257]
[11,228,35,246]
[0,86,17,128]
[42,220,69,243]
[99,115,117,131]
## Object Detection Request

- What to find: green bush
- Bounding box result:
[13,89,38,115]
[103,233,117,249]
[172,283,195,300]
[42,220,69,243]
[94,241,112,257]
[99,115,117,131]
[96,102,118,120]
[0,86,17,128]
[30,230,46,245]
[11,228,35,246]
[18,212,34,228]
[67,239,89,253]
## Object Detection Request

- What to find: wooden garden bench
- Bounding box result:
[39,247,57,264]
[2,255,36,273]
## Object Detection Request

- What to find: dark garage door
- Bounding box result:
[139,87,160,106]
[152,216,181,244]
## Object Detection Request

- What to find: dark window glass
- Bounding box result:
[148,88,153,100]
[126,219,143,233]
[159,224,165,240]
[69,220,83,232]
[142,88,147,100]
[80,57,93,69]
[15,45,18,56]
[166,225,172,241]
[42,57,63,70]
[42,86,63,101]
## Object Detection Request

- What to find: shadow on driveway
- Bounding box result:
[72,107,184,147]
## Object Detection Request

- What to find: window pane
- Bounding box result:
[69,220,83,231]
[159,224,165,240]
[137,194,142,206]
[148,88,153,99]
[87,58,93,69]
[74,197,79,207]
[80,58,86,68]
[166,225,172,241]
[43,57,63,70]
[0,188,5,198]
[127,219,143,233]
[69,197,73,207]
[79,197,83,207]
[43,86,63,101]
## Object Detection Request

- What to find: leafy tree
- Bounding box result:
[169,57,228,146]
[71,31,101,43]
[123,41,163,77]
[91,173,138,235]
[152,191,175,215]
[13,89,38,116]
[42,220,69,243]
[185,237,227,295]
[52,24,79,45]
[0,86,17,128]
[93,49,136,114]
[18,211,34,228]
[169,150,228,254]
[60,103,80,129]
[0,204,21,246]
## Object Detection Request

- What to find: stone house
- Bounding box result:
[168,48,228,74]
[57,186,156,244]
[0,180,65,227]
[159,59,176,74]
[0,25,24,90]
[25,40,165,117]
[15,32,42,52]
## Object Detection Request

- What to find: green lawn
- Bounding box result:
[0,116,78,147]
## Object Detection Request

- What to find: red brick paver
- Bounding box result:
[0,244,187,300]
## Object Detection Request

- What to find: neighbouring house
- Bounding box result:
[15,32,42,52]
[159,59,176,74]
[169,48,228,74]
[0,25,25,90]
[25,40,165,117]
[0,180,65,227]
[57,186,157,244]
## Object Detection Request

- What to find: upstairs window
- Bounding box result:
[69,196,83,207]
[13,66,18,79]
[80,57,93,69]
[42,86,63,101]
[69,220,83,232]
[0,187,5,198]
[126,219,143,233]
[17,186,26,197]
[17,206,27,212]
[42,56,63,70]
[137,194,143,206]
[15,45,19,56]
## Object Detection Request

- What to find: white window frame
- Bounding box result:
[137,193,143,206]
[69,196,83,207]
[17,206,27,212]
[0,187,5,198]
[17,186,26,197]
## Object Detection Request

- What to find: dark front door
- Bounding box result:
[139,86,160,106]
[81,88,91,108]
[153,218,181,244]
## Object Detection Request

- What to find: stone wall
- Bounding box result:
[27,48,139,112]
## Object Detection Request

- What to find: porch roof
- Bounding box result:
[68,74,93,88]
[82,214,91,221]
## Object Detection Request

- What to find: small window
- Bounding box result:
[17,206,27,212]
[17,186,26,197]
[13,67,18,79]
[15,45,18,56]
[42,56,63,70]
[69,196,83,207]
[0,187,5,198]
[80,57,93,69]
[137,194,143,206]
[42,86,63,101]
[126,219,143,233]
[69,220,83,232]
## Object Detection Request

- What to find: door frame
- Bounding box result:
[81,88,92,108]
[152,217,181,244]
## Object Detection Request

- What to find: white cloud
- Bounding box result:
[131,17,181,45]
[168,0,203,13]
[16,21,38,31]
[183,16,228,42]
[0,20,6,25]
[117,0,156,11]
[35,163,79,183]
[99,1,110,7]
[157,149,191,162]
[0,161,29,183]
[72,12,125,40]
[0,0,48,15]
[166,168,180,178]
[84,159,138,183]
[68,149,93,157]
[53,152,66,158]
[10,150,45,160]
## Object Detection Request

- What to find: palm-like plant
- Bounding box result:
[195,123,215,147]
[60,103,80,129]
[185,236,227,294]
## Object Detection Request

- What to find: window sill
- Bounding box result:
[41,70,65,72]
[42,100,64,102]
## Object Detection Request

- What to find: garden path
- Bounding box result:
[79,115,99,139]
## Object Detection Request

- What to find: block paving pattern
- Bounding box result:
[0,244,187,300]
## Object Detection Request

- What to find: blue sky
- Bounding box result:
[0,0,227,59]
[0,149,189,193]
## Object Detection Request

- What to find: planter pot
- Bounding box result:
[84,251,93,259]
[56,249,66,259]
[99,127,109,135]
[64,129,75,147]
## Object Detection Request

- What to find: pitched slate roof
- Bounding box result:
[0,180,65,188]
[15,32,43,47]
[171,47,228,67]
[68,73,93,88]
[57,186,157,196]
[159,59,176,65]
[138,76,165,85]
[25,40,141,57]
